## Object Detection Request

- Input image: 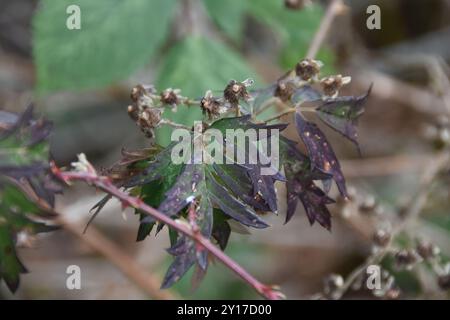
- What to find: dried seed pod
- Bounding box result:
[359,195,377,213]
[384,287,401,300]
[320,75,351,97]
[135,107,162,139]
[438,274,450,290]
[394,249,418,269]
[416,241,440,260]
[130,84,155,104]
[223,79,252,107]
[373,229,391,248]
[160,88,180,106]
[127,104,139,122]
[274,81,295,102]
[295,58,323,81]
[201,90,223,119]
[323,274,344,297]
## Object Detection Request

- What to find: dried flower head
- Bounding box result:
[130,84,155,106]
[160,88,181,106]
[323,274,344,298]
[394,249,419,270]
[127,104,139,122]
[416,240,440,260]
[136,107,162,138]
[275,81,295,102]
[320,75,352,97]
[373,229,391,248]
[295,58,323,81]
[201,90,224,119]
[224,79,253,107]
[438,274,450,290]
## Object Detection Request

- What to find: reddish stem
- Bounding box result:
[51,163,284,300]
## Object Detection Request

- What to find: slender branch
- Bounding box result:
[51,162,284,300]
[306,0,345,59]
[15,169,176,300]
[159,119,191,130]
[332,151,450,299]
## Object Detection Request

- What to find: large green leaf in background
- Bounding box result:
[202,0,248,43]
[156,36,259,145]
[204,0,333,73]
[33,0,177,92]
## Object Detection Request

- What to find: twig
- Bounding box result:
[51,162,284,300]
[341,154,434,178]
[332,151,450,299]
[15,172,176,300]
[306,0,345,59]
[159,119,191,130]
[353,69,447,116]
[58,216,177,300]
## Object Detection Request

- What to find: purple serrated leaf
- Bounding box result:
[316,86,371,154]
[158,164,203,217]
[294,112,348,198]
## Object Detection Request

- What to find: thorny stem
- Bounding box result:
[16,176,176,300]
[332,151,450,300]
[51,162,284,300]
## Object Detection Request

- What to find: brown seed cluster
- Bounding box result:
[128,85,162,139]
[160,88,180,106]
[320,75,351,97]
[295,58,322,81]
[438,274,450,290]
[394,249,418,269]
[416,241,440,260]
[201,91,223,119]
[224,80,251,107]
[274,81,295,102]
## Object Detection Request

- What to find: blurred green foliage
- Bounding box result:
[33,0,331,94]
[155,36,259,145]
[33,0,177,92]
[33,0,335,144]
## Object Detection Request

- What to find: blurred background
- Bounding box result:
[1,0,450,299]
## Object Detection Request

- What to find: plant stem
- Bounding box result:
[263,105,317,123]
[332,150,450,299]
[159,119,191,130]
[264,108,296,123]
[51,163,284,300]
[306,0,345,59]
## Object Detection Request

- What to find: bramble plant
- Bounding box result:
[0,53,372,298]
[3,0,450,301]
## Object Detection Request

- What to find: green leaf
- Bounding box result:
[246,0,334,72]
[33,0,177,92]
[156,36,259,145]
[0,107,57,293]
[202,0,248,43]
